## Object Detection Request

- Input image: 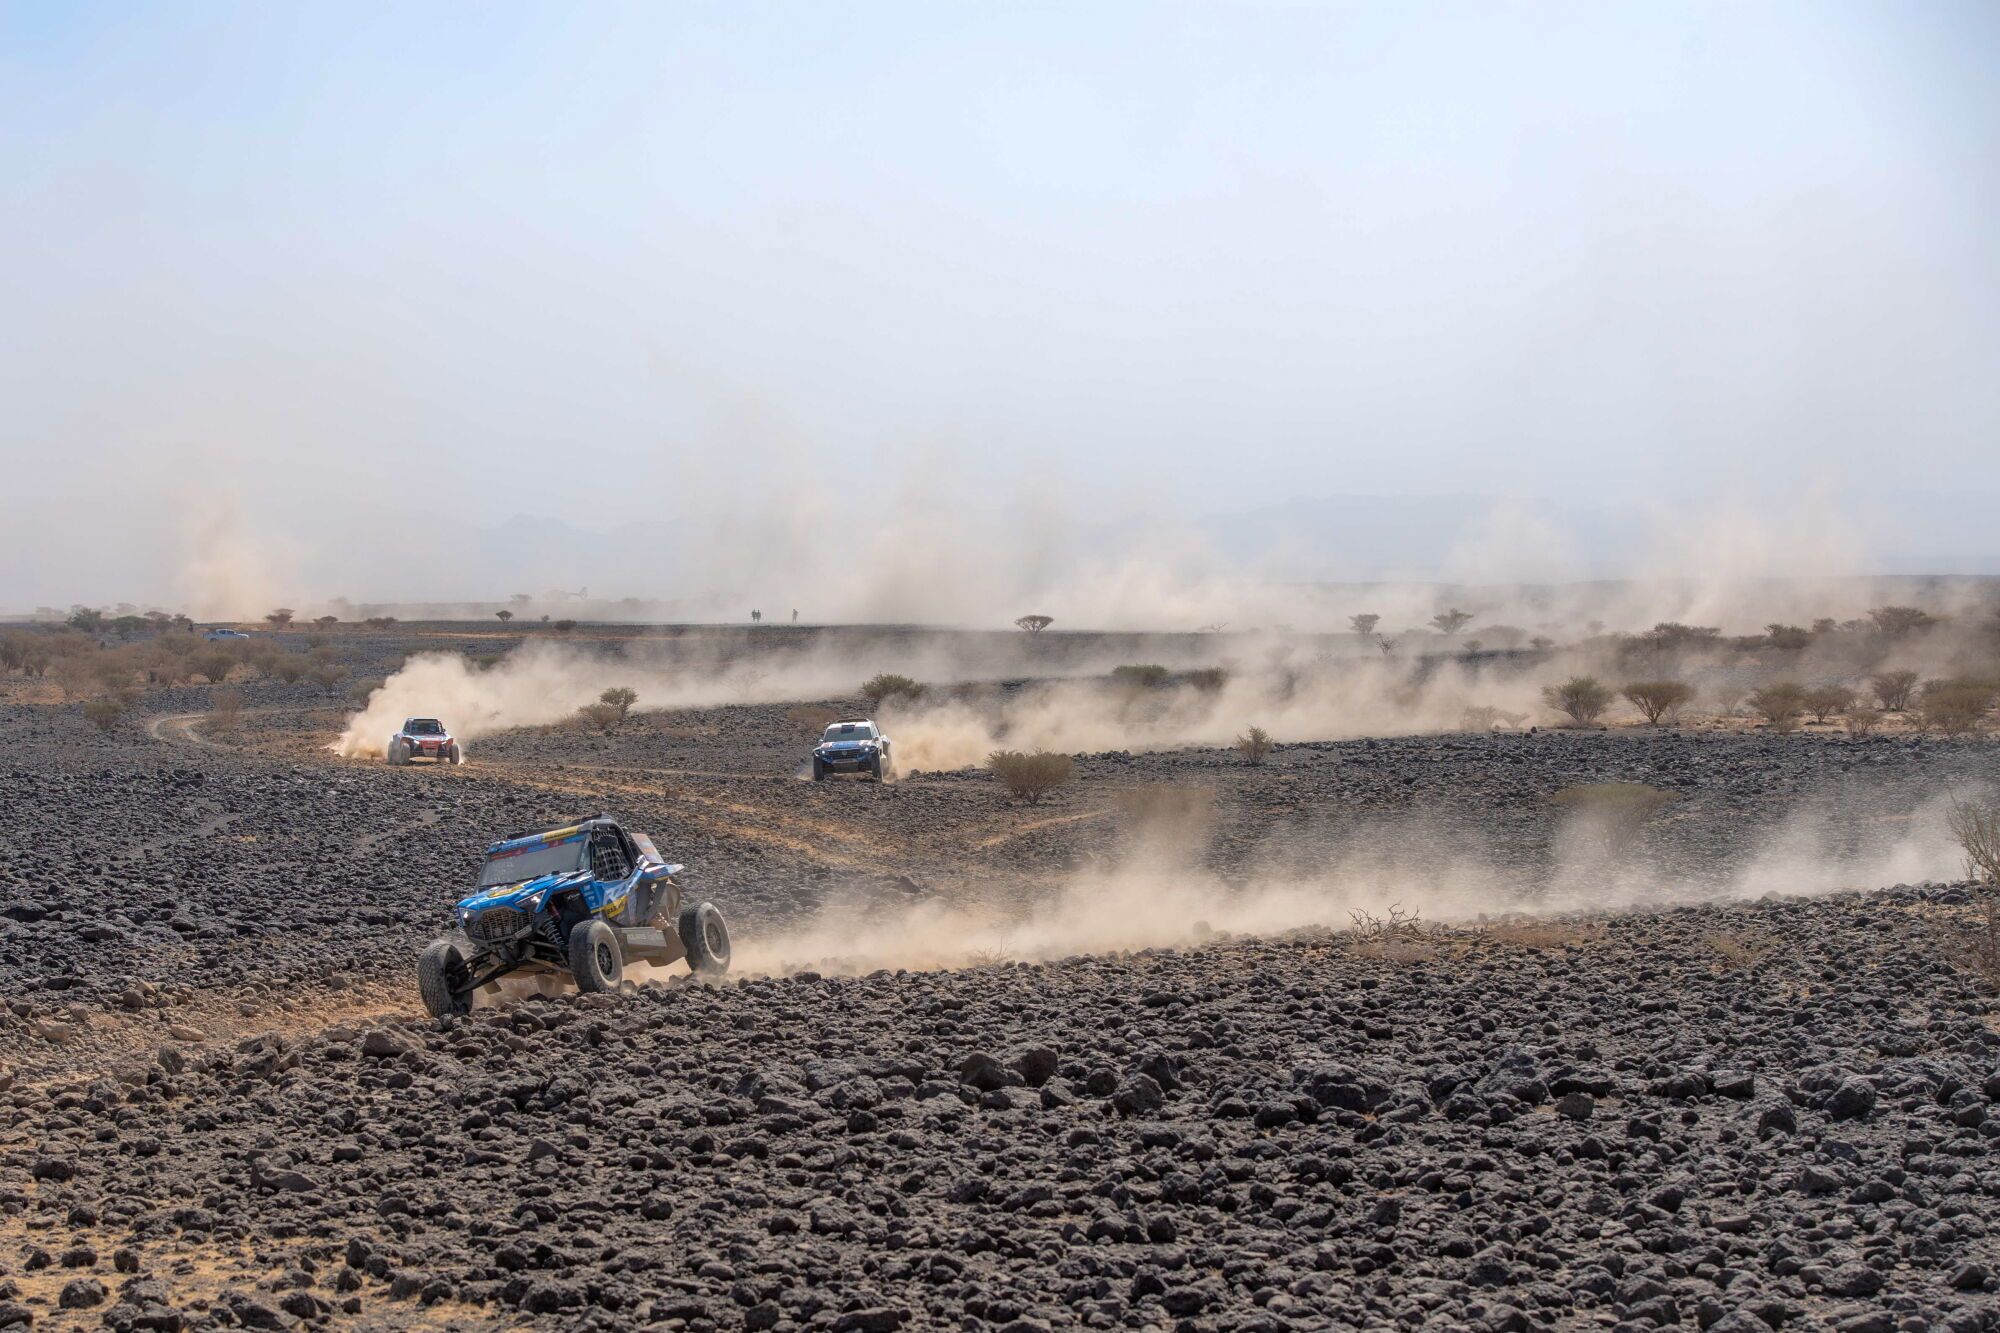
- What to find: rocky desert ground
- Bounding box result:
[3,622,2000,1332]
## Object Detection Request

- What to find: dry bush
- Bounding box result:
[861,673,924,710]
[1921,680,1996,736]
[1483,919,1608,949]
[82,697,128,732]
[1802,684,1855,723]
[1869,605,1936,638]
[1543,676,1612,725]
[1870,669,1919,712]
[271,656,307,684]
[1704,929,1776,971]
[1348,903,1428,943]
[1110,664,1170,689]
[964,947,1016,967]
[1942,897,2000,992]
[192,649,237,685]
[1621,680,1693,725]
[1236,726,1273,764]
[1184,667,1227,693]
[987,750,1074,804]
[600,686,638,719]
[1708,686,1744,718]
[209,688,242,734]
[1460,704,1503,731]
[1845,705,1884,736]
[787,705,839,734]
[1747,681,1807,732]
[1949,797,2000,884]
[578,700,624,733]
[345,678,382,709]
[552,619,576,633]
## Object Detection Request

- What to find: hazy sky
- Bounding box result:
[3,2,1997,608]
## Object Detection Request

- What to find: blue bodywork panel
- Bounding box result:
[455,818,681,941]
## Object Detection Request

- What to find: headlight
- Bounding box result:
[458,910,472,926]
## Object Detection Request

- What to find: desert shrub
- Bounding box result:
[1949,797,2000,884]
[1460,705,1504,731]
[578,701,624,733]
[1845,705,1884,736]
[1236,727,1273,763]
[82,697,127,732]
[345,678,383,709]
[1764,623,1810,651]
[1747,681,1807,732]
[1801,684,1855,723]
[787,705,839,734]
[552,619,576,633]
[1621,680,1693,725]
[1870,669,1920,711]
[1921,680,1994,735]
[987,750,1073,804]
[1111,664,1170,689]
[1184,668,1227,692]
[861,673,925,710]
[271,656,307,684]
[1551,782,1674,852]
[1014,615,1053,633]
[1869,605,1936,638]
[192,650,237,685]
[209,688,242,733]
[1542,676,1612,725]
[600,686,638,719]
[1708,686,1744,718]
[314,615,338,627]
[308,664,347,689]
[1347,904,1429,945]
[1945,898,2000,992]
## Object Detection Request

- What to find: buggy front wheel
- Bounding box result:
[417,937,474,1018]
[678,901,732,978]
[568,919,623,993]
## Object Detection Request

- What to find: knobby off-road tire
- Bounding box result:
[417,937,473,1018]
[445,743,462,765]
[678,901,732,978]
[869,755,884,782]
[568,919,623,993]
[812,757,826,781]
[388,741,408,766]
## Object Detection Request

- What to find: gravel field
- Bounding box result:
[3,626,1999,1331]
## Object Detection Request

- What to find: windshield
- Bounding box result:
[406,719,444,735]
[823,723,875,742]
[477,831,586,888]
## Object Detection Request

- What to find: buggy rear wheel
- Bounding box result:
[678,901,732,978]
[417,937,473,1018]
[445,743,461,765]
[387,741,407,766]
[568,919,623,993]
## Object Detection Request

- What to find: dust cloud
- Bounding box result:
[728,785,1969,977]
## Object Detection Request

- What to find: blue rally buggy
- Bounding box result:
[416,815,731,1018]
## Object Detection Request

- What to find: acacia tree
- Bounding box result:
[496,609,513,622]
[1543,676,1613,725]
[1621,680,1694,725]
[265,608,294,628]
[1015,615,1054,633]
[1348,613,1380,637]
[1431,609,1474,636]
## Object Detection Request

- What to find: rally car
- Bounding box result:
[416,815,731,1018]
[387,717,461,766]
[812,718,892,781]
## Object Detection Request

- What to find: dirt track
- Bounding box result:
[4,625,2000,1329]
